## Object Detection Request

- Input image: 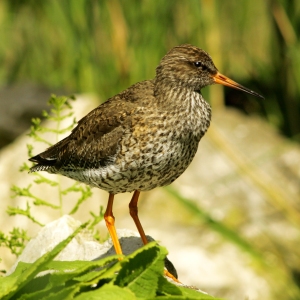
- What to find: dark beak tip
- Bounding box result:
[213,72,265,100]
[255,92,265,100]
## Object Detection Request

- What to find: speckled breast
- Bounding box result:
[72,136,200,194]
[61,117,206,194]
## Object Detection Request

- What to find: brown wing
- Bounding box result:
[29,93,139,172]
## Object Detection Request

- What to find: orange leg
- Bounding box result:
[129,190,181,283]
[129,190,148,245]
[104,193,123,256]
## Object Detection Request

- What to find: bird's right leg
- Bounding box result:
[104,193,123,257]
[129,190,149,245]
[129,190,181,283]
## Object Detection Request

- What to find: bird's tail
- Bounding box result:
[29,153,57,173]
[28,137,69,172]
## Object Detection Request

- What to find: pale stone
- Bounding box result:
[7,215,101,274]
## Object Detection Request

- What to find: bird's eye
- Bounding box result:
[193,61,208,71]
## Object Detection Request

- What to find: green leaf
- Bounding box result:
[42,285,80,300]
[47,256,118,286]
[0,223,86,300]
[67,185,93,215]
[14,274,53,300]
[114,242,166,298]
[6,261,32,278]
[33,174,59,186]
[46,257,117,273]
[19,162,30,172]
[88,206,104,230]
[15,277,80,300]
[6,202,44,227]
[75,284,137,300]
[179,286,223,299]
[157,276,182,296]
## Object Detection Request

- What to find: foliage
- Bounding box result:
[9,94,93,220]
[0,230,222,300]
[0,95,101,259]
[0,1,299,139]
[0,229,29,258]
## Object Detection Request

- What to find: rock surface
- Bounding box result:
[7,215,102,275]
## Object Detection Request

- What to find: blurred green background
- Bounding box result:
[0,0,300,299]
[0,0,299,141]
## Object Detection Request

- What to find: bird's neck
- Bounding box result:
[153,79,212,139]
[153,79,206,112]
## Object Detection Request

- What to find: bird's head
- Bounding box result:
[156,44,264,99]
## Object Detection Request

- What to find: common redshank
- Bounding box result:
[29,44,263,281]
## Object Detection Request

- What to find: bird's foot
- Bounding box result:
[164,269,181,284]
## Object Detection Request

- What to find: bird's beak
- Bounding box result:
[212,72,264,99]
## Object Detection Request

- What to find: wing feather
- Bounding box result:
[29,80,155,172]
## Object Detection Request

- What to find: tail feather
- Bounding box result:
[29,154,57,164]
[29,137,69,172]
[29,163,52,173]
[29,147,59,173]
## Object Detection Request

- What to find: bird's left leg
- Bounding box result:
[104,193,123,257]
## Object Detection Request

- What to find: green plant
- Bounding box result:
[0,227,222,300]
[1,1,300,140]
[0,229,29,258]
[0,95,102,260]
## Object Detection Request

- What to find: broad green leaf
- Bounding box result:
[37,284,80,300]
[16,281,80,300]
[3,261,31,278]
[46,255,118,274]
[0,223,86,300]
[8,256,119,298]
[179,286,224,299]
[92,255,124,282]
[155,288,223,300]
[157,276,182,296]
[48,256,118,286]
[114,242,167,298]
[75,284,137,300]
[13,274,53,300]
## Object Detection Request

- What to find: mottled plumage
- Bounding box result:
[30,45,215,193]
[29,44,263,281]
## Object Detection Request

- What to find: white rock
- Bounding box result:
[7,215,103,274]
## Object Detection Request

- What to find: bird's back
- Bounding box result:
[29,80,154,171]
